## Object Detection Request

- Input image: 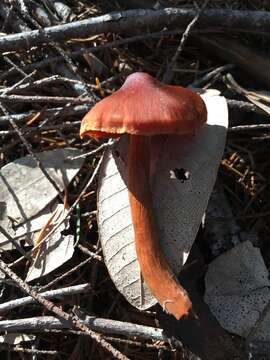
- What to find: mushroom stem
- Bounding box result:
[128,135,192,320]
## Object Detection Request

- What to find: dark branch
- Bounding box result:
[0,8,269,52]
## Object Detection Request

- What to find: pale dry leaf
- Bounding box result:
[26,203,74,282]
[245,92,270,116]
[0,333,35,344]
[53,1,77,22]
[97,90,228,310]
[225,74,270,116]
[14,201,59,246]
[204,241,270,341]
[0,148,83,250]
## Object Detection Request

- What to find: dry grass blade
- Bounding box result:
[31,192,69,261]
[31,206,61,261]
[225,74,270,116]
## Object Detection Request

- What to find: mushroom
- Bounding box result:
[80,72,207,319]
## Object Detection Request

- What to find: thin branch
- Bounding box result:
[226,99,266,114]
[0,121,81,135]
[0,283,91,313]
[3,56,30,78]
[0,259,129,360]
[0,94,262,116]
[0,94,93,104]
[229,124,270,132]
[0,344,60,356]
[1,70,36,94]
[0,75,96,94]
[0,225,26,256]
[39,254,102,292]
[0,105,88,125]
[0,315,165,342]
[162,1,208,84]
[68,139,116,160]
[0,29,183,80]
[16,0,93,98]
[77,245,103,262]
[0,8,269,52]
[189,64,235,88]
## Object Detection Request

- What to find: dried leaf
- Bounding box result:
[53,1,76,22]
[225,74,270,116]
[0,333,35,344]
[204,241,270,341]
[97,90,228,310]
[0,148,83,250]
[26,204,74,282]
[245,92,270,116]
[14,201,59,245]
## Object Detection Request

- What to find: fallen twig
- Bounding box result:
[39,254,102,292]
[0,121,81,135]
[0,283,91,313]
[0,94,93,105]
[68,139,116,160]
[227,99,267,114]
[163,1,208,83]
[0,105,88,125]
[0,75,96,94]
[0,8,269,52]
[0,29,183,80]
[189,64,235,88]
[229,124,270,132]
[0,259,129,360]
[0,344,61,356]
[0,315,165,342]
[0,93,262,116]
[16,0,92,98]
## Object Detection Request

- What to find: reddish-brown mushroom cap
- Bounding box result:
[80,72,207,139]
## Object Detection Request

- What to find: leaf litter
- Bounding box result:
[0,1,270,358]
[0,148,83,250]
